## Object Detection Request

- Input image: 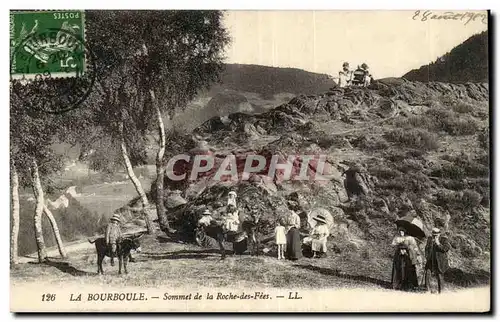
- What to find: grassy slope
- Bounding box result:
[10,233,479,290]
[12,92,490,293]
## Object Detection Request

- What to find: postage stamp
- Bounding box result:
[9,10,96,114]
[10,10,86,79]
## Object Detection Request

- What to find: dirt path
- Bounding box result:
[18,227,147,264]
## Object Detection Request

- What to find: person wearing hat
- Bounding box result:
[424,227,451,294]
[391,226,423,291]
[360,63,373,87]
[338,62,353,88]
[227,191,237,208]
[352,63,372,87]
[105,213,123,266]
[310,215,329,258]
[198,209,214,227]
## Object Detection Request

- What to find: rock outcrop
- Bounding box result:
[152,78,489,281]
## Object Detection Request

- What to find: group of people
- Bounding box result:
[391,225,451,294]
[102,189,451,294]
[198,191,240,232]
[337,62,373,88]
[274,212,330,260]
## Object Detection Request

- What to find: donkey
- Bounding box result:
[88,234,143,275]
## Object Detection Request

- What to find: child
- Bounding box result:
[274,219,287,260]
[224,204,240,232]
[105,213,122,266]
[227,191,237,208]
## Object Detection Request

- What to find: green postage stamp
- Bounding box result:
[10,10,86,79]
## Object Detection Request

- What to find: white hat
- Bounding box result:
[203,209,211,215]
[228,191,237,197]
[432,227,441,234]
[111,213,121,223]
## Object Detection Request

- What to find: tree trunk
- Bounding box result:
[30,160,48,263]
[151,89,172,232]
[43,206,67,258]
[10,163,20,265]
[119,120,153,234]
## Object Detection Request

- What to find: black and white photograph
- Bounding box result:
[9,9,490,312]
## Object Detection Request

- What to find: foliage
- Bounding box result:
[395,107,480,137]
[10,88,65,188]
[384,128,439,151]
[403,31,488,83]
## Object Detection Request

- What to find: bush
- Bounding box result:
[477,127,489,149]
[384,128,439,151]
[394,115,435,131]
[445,117,480,136]
[353,135,389,151]
[397,158,425,173]
[436,190,482,211]
[435,153,489,179]
[369,165,399,180]
[395,107,481,136]
[452,102,475,114]
[425,108,480,136]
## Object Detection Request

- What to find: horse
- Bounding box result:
[195,211,261,259]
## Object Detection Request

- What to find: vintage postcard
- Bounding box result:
[9,10,490,313]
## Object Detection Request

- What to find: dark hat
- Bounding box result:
[361,63,368,69]
[342,62,349,67]
[314,215,328,224]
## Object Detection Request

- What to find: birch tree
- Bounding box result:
[86,11,230,233]
[10,161,20,265]
[10,87,67,262]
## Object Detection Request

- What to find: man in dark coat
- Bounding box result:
[424,227,451,293]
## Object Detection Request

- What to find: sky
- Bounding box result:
[223,10,488,79]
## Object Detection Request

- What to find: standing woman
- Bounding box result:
[285,211,302,261]
[391,226,423,291]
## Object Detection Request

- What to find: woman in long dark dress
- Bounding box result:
[391,227,422,291]
[285,211,302,260]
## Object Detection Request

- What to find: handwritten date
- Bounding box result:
[413,10,487,25]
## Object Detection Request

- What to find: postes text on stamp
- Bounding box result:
[10,10,86,79]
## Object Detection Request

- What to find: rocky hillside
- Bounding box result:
[149,78,489,285]
[172,64,335,130]
[403,31,488,83]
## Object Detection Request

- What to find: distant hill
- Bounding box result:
[210,64,335,99]
[403,31,488,83]
[173,64,335,130]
